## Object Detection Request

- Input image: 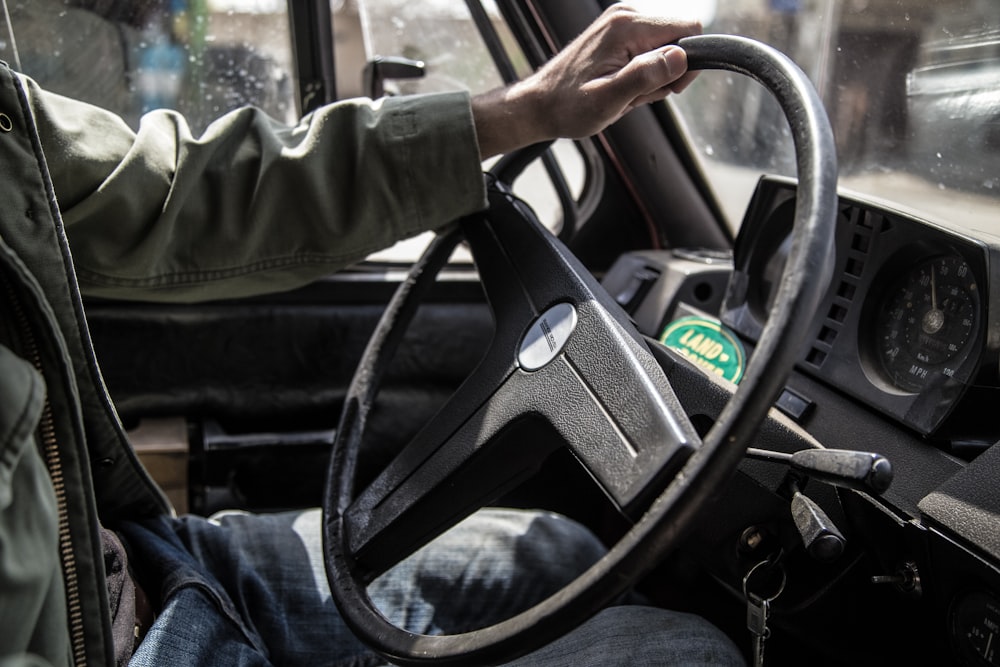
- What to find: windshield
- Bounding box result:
[667,0,1000,237]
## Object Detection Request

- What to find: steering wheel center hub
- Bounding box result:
[517,302,578,371]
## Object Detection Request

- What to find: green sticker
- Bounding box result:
[659,316,746,383]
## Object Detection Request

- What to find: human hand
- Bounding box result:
[473,4,701,158]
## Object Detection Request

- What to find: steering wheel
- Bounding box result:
[323,34,837,665]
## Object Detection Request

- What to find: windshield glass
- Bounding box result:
[666,0,1000,236]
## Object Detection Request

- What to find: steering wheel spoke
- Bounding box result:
[344,369,557,580]
[459,205,538,332]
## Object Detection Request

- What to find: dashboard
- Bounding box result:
[722,177,1000,442]
[601,176,1000,665]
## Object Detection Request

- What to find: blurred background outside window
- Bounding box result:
[661,0,1000,235]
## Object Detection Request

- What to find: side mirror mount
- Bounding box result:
[362,55,425,98]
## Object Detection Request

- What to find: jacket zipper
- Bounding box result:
[2,276,88,666]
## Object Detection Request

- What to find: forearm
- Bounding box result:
[471,81,550,159]
[24,79,486,302]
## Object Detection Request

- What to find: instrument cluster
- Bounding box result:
[721,177,1000,436]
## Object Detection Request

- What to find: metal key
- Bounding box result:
[746,593,770,667]
[743,556,786,667]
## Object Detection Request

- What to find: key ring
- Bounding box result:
[743,553,787,604]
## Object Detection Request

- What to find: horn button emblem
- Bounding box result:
[518,303,578,371]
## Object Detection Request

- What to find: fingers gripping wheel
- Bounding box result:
[323,34,838,666]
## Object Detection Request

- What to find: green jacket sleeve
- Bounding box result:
[20,76,487,302]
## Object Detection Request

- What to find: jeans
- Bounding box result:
[120,508,744,666]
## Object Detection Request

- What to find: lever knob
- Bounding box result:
[789,449,893,493]
[791,490,845,562]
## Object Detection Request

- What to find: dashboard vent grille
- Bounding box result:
[805,206,868,370]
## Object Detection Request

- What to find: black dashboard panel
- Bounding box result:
[721,176,1000,436]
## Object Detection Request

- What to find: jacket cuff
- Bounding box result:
[371,91,488,239]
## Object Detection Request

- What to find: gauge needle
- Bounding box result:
[931,265,938,312]
[922,263,945,335]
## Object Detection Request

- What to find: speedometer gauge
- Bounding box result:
[952,590,1000,666]
[875,255,979,393]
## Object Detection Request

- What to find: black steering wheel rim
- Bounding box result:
[323,34,838,666]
